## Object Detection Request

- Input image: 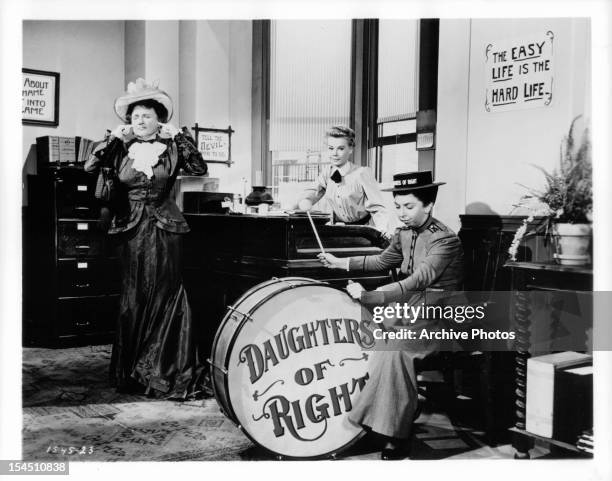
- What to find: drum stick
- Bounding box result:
[306,211,325,254]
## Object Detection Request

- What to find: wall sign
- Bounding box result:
[484,31,554,113]
[22,68,60,126]
[192,124,234,166]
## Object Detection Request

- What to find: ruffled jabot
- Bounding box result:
[128,140,167,178]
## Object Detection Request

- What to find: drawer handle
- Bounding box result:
[75,283,91,288]
[75,321,91,327]
[76,245,91,249]
[75,206,89,211]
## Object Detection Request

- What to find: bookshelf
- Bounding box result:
[508,428,592,457]
[36,135,100,170]
[505,261,593,459]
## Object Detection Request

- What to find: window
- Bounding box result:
[269,20,352,207]
[253,19,439,205]
[377,20,419,123]
[374,20,420,185]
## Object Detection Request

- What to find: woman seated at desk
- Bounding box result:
[296,125,398,241]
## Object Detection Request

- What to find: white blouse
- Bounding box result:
[299,162,396,237]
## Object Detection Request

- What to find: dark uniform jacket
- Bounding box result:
[348,216,464,306]
[85,131,207,235]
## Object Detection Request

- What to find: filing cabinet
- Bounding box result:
[23,167,120,346]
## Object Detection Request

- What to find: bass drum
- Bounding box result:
[210,277,374,459]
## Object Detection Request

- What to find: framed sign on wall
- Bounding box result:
[484,31,555,113]
[192,124,234,166]
[22,68,60,126]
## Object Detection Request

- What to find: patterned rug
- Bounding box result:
[22,345,253,461]
[22,345,521,461]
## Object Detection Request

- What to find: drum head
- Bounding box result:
[223,282,373,459]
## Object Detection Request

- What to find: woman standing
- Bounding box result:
[85,78,208,399]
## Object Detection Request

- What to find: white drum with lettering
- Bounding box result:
[210,277,374,459]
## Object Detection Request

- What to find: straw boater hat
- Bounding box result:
[114,78,173,122]
[382,170,446,192]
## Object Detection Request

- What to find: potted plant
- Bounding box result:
[509,115,592,265]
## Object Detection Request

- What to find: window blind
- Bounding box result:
[269,20,351,152]
[377,20,419,122]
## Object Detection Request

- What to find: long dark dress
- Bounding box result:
[86,131,208,399]
[345,216,464,438]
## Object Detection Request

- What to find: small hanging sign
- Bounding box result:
[192,124,234,166]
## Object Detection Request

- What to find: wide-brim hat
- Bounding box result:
[114,78,173,122]
[382,170,445,192]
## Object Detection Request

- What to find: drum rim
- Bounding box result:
[210,277,287,409]
[211,277,367,459]
[214,278,328,421]
[210,278,327,421]
[259,428,367,461]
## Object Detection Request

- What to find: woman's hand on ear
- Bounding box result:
[111,124,133,141]
[159,123,180,138]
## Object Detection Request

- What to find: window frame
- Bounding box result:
[252,18,439,185]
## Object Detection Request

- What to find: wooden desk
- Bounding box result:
[505,261,593,458]
[182,213,392,357]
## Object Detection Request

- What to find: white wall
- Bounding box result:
[22,21,125,176]
[124,21,145,91]
[436,18,591,230]
[143,21,180,124]
[435,19,471,232]
[180,21,252,195]
[124,21,181,125]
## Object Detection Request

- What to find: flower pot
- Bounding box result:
[552,223,592,266]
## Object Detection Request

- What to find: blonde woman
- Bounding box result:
[297,125,397,240]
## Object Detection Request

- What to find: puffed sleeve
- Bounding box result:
[174,129,208,176]
[295,170,327,208]
[359,167,393,236]
[84,136,123,173]
[359,232,463,306]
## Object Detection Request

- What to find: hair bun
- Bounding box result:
[325,125,355,146]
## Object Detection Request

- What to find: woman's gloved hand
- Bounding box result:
[111,124,133,141]
[346,280,365,300]
[158,122,180,138]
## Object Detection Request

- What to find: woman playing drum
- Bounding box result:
[318,170,464,459]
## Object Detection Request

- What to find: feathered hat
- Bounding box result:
[114,78,173,122]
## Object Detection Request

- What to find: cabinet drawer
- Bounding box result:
[57,202,99,220]
[57,296,119,337]
[54,171,99,219]
[57,221,106,257]
[55,170,97,205]
[58,258,121,296]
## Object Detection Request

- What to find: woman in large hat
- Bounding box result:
[318,171,464,459]
[85,78,209,399]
